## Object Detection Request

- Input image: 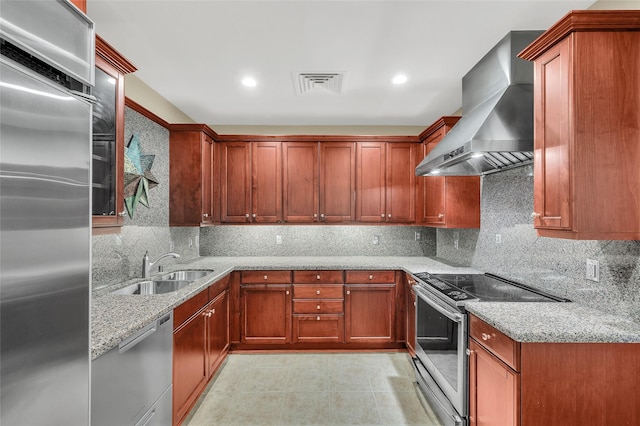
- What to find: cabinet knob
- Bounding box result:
[346,290,350,295]
[314,213,318,218]
[466,348,474,356]
[320,213,325,219]
[316,304,321,310]
[369,274,373,280]
[316,290,321,295]
[203,213,209,218]
[264,275,268,280]
[118,211,127,217]
[245,213,250,218]
[316,274,321,280]
[531,212,541,218]
[316,316,320,321]
[481,332,491,341]
[286,290,290,295]
[381,214,385,218]
[204,311,212,318]
[387,214,391,218]
[438,213,444,219]
[252,213,256,218]
[212,309,215,314]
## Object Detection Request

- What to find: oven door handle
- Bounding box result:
[413,285,464,323]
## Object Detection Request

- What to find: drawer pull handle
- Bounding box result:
[316,304,321,310]
[369,275,373,280]
[346,290,350,295]
[264,275,268,280]
[316,290,321,295]
[380,214,385,218]
[316,275,321,280]
[438,213,444,219]
[481,333,491,341]
[286,290,290,295]
[316,316,320,321]
[245,213,250,218]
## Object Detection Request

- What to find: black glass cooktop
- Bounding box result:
[412,272,567,303]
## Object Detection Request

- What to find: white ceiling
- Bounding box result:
[87,0,596,129]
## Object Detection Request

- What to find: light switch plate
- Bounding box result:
[586,259,599,282]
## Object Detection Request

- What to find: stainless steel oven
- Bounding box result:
[410,272,568,426]
[413,283,468,426]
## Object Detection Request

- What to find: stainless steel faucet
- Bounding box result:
[142,250,180,278]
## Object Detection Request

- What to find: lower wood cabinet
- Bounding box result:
[240,271,292,344]
[344,271,396,343]
[173,278,230,426]
[469,314,640,426]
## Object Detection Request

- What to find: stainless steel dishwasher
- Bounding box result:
[92,313,173,426]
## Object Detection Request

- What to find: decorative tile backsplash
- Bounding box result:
[436,167,640,323]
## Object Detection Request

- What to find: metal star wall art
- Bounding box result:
[124,134,159,218]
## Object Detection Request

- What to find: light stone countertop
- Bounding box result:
[91,256,640,359]
[465,302,640,344]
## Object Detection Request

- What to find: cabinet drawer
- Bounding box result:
[293,284,344,299]
[174,288,208,329]
[469,315,520,371]
[345,270,395,284]
[292,315,344,343]
[241,270,292,284]
[293,270,344,283]
[293,300,343,314]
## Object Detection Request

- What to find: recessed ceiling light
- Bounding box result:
[392,74,407,85]
[242,77,257,87]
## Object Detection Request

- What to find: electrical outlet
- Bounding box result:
[414,231,421,241]
[586,259,599,282]
[495,234,502,244]
[276,235,283,245]
[195,235,199,248]
[188,238,193,248]
[454,239,459,250]
[170,240,175,251]
[373,235,380,245]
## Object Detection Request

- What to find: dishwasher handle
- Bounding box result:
[118,314,170,354]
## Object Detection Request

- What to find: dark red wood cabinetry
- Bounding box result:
[173,276,230,426]
[169,125,218,226]
[519,11,640,240]
[344,271,396,343]
[419,117,480,228]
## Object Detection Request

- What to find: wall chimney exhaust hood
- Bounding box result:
[416,30,543,177]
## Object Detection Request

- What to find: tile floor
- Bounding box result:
[183,352,444,426]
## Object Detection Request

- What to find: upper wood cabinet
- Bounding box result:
[519,11,640,240]
[319,142,356,222]
[69,0,86,13]
[169,124,218,226]
[283,142,319,222]
[220,141,251,222]
[418,117,480,228]
[92,36,136,234]
[357,142,416,223]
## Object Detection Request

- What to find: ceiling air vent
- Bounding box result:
[293,72,345,95]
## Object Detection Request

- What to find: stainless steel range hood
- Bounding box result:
[416,30,543,176]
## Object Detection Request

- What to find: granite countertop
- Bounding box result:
[91,256,640,360]
[466,302,640,344]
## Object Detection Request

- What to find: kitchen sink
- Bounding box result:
[159,270,213,281]
[111,280,193,295]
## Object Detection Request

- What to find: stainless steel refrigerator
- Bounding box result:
[0,1,94,424]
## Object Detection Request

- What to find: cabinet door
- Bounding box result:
[252,142,282,223]
[386,143,416,223]
[201,135,214,225]
[283,142,319,222]
[292,315,344,343]
[356,142,386,222]
[319,142,355,222]
[241,284,292,344]
[92,55,125,231]
[532,38,571,230]
[345,283,395,343]
[173,310,207,426]
[207,290,229,377]
[469,339,520,426]
[221,142,251,222]
[422,130,446,225]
